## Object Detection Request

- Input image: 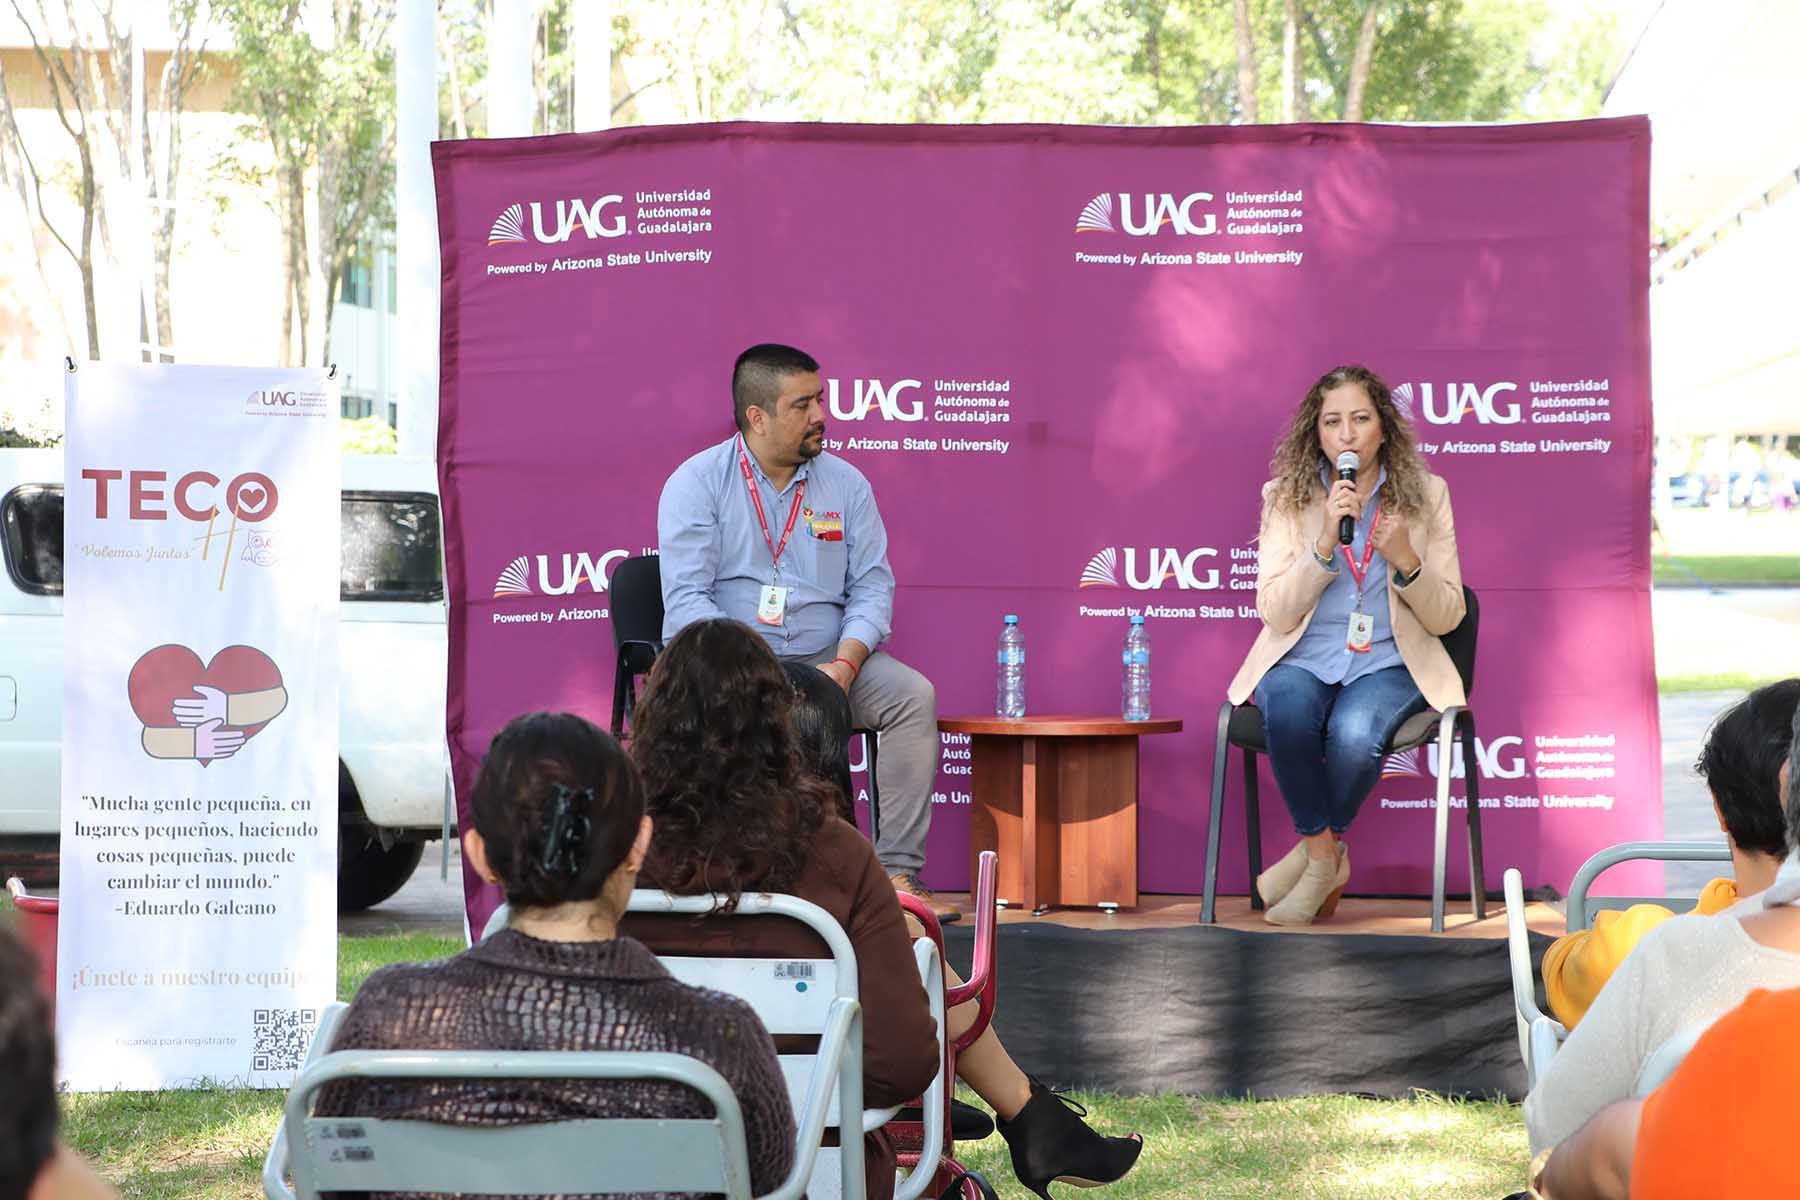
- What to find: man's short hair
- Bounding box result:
[0,926,57,1199]
[1699,678,1800,858]
[732,344,819,433]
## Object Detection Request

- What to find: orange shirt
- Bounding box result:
[1632,986,1800,1198]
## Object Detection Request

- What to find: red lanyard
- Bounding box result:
[1339,502,1382,594]
[738,438,805,577]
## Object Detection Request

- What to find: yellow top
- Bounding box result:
[1541,877,1740,1029]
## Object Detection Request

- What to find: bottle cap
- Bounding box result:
[1004,614,1019,624]
[1130,614,1145,625]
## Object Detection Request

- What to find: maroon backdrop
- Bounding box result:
[434,118,1656,934]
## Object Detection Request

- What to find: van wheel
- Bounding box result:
[338,829,425,912]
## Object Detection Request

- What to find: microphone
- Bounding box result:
[1335,450,1360,545]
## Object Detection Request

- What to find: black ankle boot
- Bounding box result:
[995,1077,1144,1199]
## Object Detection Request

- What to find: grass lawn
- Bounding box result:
[56,932,1530,1199]
[1652,554,1800,587]
[1657,672,1787,694]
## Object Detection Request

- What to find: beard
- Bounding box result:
[798,428,825,459]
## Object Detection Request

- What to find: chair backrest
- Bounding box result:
[1635,1017,1716,1096]
[1440,584,1479,698]
[1503,867,1566,1090]
[627,889,873,1200]
[1565,840,1733,932]
[272,1047,757,1199]
[609,554,665,652]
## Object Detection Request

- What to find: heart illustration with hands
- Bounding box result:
[127,644,285,764]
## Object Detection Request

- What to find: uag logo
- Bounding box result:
[1383,738,1528,781]
[488,196,627,246]
[1079,547,1221,590]
[825,378,924,422]
[494,550,630,597]
[1074,192,1217,236]
[1392,381,1521,426]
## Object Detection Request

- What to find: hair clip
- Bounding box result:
[540,782,594,876]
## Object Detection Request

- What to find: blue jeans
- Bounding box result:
[1252,664,1427,837]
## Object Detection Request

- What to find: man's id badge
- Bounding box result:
[757,584,789,626]
[1346,611,1374,653]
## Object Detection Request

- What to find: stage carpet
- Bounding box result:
[938,895,1562,1102]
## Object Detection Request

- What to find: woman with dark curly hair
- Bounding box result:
[625,617,1142,1200]
[1226,364,1468,925]
[315,712,796,1197]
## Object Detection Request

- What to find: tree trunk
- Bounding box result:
[277,162,308,366]
[1282,0,1306,123]
[1233,0,1259,124]
[1343,2,1381,122]
[442,19,469,139]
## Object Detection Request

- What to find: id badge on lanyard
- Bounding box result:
[740,439,804,628]
[1341,502,1382,654]
[757,584,789,626]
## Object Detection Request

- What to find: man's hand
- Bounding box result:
[817,659,855,694]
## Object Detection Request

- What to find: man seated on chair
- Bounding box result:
[657,341,956,923]
[1523,680,1800,1155]
[1540,679,1800,1031]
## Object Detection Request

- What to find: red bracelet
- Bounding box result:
[829,656,860,682]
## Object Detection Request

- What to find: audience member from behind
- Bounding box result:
[1533,705,1800,1200]
[782,661,858,824]
[1523,679,1800,1154]
[0,927,118,1200]
[1540,679,1800,1029]
[316,712,794,1197]
[627,618,1143,1200]
[784,657,1145,1193]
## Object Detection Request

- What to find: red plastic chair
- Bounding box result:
[892,850,1000,1200]
[7,877,59,1018]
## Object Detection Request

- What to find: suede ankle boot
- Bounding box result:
[1255,840,1311,908]
[996,1076,1144,1199]
[1264,844,1350,926]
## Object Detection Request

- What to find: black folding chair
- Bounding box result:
[1200,585,1487,933]
[606,555,882,841]
[608,555,665,738]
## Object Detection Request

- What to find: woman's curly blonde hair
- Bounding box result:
[1267,364,1432,516]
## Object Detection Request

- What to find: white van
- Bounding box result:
[0,449,449,910]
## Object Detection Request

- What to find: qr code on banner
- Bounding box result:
[252,1008,319,1073]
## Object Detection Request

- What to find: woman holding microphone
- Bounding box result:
[1226,365,1467,925]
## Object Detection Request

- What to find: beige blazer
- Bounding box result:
[1226,472,1467,711]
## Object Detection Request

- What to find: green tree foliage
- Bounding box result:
[339,414,397,454]
[214,0,395,367]
[600,0,1618,128]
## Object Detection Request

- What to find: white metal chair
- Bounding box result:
[1504,868,1567,1090]
[1634,1017,1717,1097]
[263,959,854,1197]
[625,888,947,1200]
[1505,841,1735,1087]
[1564,840,1733,932]
[485,889,953,1199]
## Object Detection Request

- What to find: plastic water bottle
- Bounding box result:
[996,615,1026,718]
[1122,615,1151,721]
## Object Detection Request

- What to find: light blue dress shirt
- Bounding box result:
[1280,465,1406,686]
[657,434,895,659]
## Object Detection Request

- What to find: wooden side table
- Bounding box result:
[938,715,1182,913]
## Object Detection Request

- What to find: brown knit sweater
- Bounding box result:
[314,929,795,1199]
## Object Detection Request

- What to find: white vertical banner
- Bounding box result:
[58,364,339,1090]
